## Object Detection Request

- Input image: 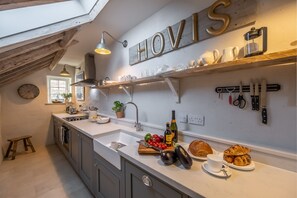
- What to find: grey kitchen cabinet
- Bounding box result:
[125,161,189,198]
[69,128,79,172]
[79,133,93,190]
[52,117,93,193]
[93,152,124,198]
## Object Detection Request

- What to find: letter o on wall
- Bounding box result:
[151,32,165,56]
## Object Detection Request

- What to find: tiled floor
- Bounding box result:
[0,145,93,198]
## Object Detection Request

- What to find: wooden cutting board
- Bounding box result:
[137,143,174,154]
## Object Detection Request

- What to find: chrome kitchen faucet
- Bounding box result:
[125,102,142,131]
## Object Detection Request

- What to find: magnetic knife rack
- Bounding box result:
[215,84,281,93]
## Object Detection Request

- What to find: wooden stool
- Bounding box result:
[5,135,36,160]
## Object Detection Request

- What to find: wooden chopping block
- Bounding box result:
[138,143,174,154]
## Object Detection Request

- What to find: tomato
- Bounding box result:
[155,136,161,143]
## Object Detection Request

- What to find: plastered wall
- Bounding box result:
[92,0,297,153]
[0,65,75,151]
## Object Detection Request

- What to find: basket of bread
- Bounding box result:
[223,144,252,166]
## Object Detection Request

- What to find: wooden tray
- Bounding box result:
[137,143,174,154]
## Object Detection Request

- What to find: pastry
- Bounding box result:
[224,144,250,156]
[233,154,251,166]
[189,140,213,157]
[223,154,234,163]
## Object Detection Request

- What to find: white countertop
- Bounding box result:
[53,113,297,198]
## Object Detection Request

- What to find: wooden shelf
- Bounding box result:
[95,48,296,89]
[93,48,296,102]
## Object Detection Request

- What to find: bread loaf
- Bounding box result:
[189,140,213,157]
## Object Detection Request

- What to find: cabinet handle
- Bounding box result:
[142,175,152,187]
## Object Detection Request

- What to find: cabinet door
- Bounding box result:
[126,162,186,198]
[70,129,79,172]
[79,134,93,190]
[53,119,61,144]
[94,159,121,198]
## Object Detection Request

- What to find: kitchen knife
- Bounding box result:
[250,82,255,110]
[255,82,260,111]
[261,79,267,124]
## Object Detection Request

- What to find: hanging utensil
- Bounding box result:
[261,79,267,124]
[255,82,260,111]
[217,88,223,99]
[233,82,246,109]
[226,87,235,105]
[250,81,255,110]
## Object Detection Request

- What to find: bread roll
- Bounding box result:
[233,154,251,166]
[224,144,250,156]
[223,154,234,163]
[189,140,213,157]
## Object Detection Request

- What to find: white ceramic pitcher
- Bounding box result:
[221,46,239,63]
[200,49,220,65]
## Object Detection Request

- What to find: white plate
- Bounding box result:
[202,162,232,178]
[223,160,255,171]
[187,147,219,161]
[96,117,110,124]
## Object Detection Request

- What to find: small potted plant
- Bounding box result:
[112,100,125,118]
[61,93,72,103]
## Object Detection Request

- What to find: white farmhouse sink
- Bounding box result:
[93,129,141,170]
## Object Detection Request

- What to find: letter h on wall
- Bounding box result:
[137,40,148,62]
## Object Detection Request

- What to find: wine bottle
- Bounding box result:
[164,122,172,147]
[170,110,178,143]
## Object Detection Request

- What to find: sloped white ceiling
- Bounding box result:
[0,0,109,50]
[60,0,174,66]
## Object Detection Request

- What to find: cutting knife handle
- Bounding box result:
[262,108,267,124]
[251,96,255,110]
[255,96,260,111]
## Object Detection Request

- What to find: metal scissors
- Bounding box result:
[233,82,246,109]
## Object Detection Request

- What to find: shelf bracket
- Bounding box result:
[164,78,180,103]
[98,89,108,97]
[120,85,133,101]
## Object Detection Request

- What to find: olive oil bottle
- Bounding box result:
[164,122,172,147]
[170,110,178,143]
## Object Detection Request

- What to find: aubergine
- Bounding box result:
[160,150,177,165]
[175,145,193,169]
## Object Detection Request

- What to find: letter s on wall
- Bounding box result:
[206,0,231,36]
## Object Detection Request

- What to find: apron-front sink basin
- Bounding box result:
[93,129,141,170]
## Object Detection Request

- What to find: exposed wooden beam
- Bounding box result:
[59,28,78,48]
[48,39,79,71]
[0,53,55,79]
[0,42,62,75]
[0,32,64,62]
[0,60,52,87]
[0,0,67,11]
[48,28,79,71]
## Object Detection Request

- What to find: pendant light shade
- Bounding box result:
[95,36,111,54]
[94,31,128,55]
[60,65,70,76]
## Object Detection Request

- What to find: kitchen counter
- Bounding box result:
[52,113,297,198]
[118,144,297,198]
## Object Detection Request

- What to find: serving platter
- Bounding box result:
[188,148,219,161]
[223,160,255,171]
